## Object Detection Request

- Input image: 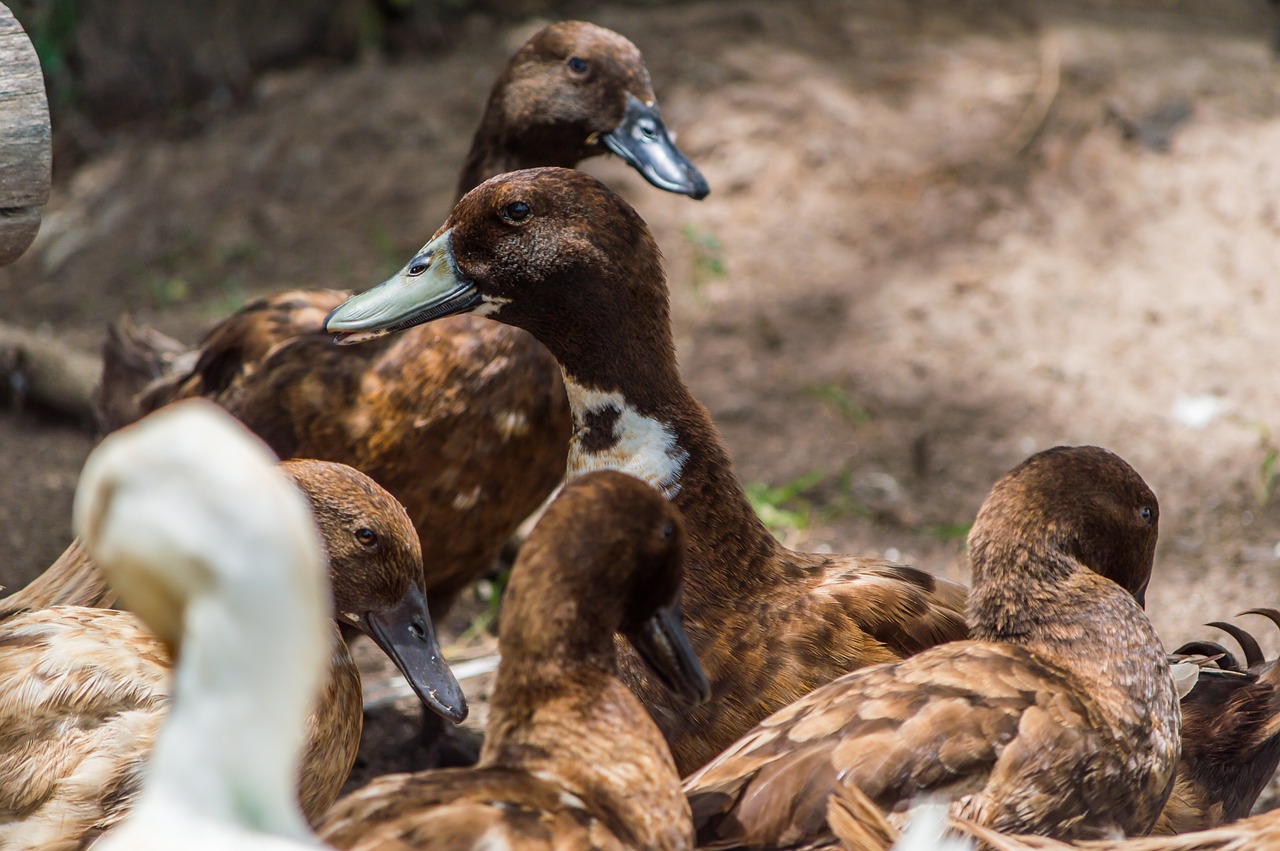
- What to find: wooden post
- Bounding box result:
[0,2,51,267]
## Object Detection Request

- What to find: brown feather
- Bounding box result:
[959,807,1280,850]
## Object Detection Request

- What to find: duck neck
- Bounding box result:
[482,636,691,851]
[552,339,786,609]
[456,102,592,201]
[968,552,1175,727]
[133,583,324,840]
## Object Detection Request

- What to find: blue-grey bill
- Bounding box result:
[603,93,710,200]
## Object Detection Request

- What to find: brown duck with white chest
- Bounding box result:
[96,20,709,621]
[682,445,1179,846]
[0,448,465,849]
[324,167,969,775]
[318,471,710,851]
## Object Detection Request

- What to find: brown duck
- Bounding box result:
[323,167,969,775]
[0,450,464,848]
[680,444,1179,846]
[96,20,708,623]
[317,470,711,851]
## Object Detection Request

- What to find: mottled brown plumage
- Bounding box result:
[1153,613,1280,835]
[0,459,458,848]
[962,807,1280,850]
[322,167,969,775]
[681,445,1179,846]
[318,471,709,851]
[95,20,707,621]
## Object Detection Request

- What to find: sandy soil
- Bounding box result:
[4,0,1280,800]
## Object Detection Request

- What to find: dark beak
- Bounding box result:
[625,596,711,706]
[602,93,710,200]
[363,583,468,723]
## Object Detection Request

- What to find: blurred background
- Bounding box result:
[2,0,1280,775]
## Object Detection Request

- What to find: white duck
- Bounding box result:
[75,399,331,850]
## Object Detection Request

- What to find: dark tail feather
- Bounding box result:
[95,316,192,433]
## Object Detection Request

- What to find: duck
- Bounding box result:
[322,166,970,775]
[316,470,711,851]
[677,444,1178,846]
[1152,611,1280,835]
[95,20,710,626]
[72,399,331,850]
[0,402,466,848]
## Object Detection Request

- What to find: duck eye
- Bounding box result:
[501,201,532,224]
[355,528,379,548]
[1139,507,1154,525]
[407,259,429,276]
[566,56,589,75]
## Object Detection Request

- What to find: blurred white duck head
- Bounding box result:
[75,399,329,848]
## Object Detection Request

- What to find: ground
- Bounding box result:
[3,0,1280,799]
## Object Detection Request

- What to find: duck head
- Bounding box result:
[327,168,666,375]
[463,21,708,200]
[281,459,468,724]
[967,445,1159,608]
[503,470,710,706]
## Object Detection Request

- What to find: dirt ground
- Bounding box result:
[4,0,1280,801]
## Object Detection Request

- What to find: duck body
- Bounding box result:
[97,21,707,621]
[110,298,569,617]
[324,167,969,774]
[324,677,685,851]
[0,449,462,849]
[319,471,710,851]
[0,606,356,849]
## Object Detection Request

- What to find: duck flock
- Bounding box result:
[4,19,1280,851]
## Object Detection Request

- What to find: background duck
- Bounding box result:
[95,20,709,626]
[317,471,710,851]
[324,166,968,775]
[680,445,1178,846]
[1154,612,1280,835]
[0,428,464,848]
[74,400,329,850]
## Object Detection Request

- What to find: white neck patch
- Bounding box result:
[563,378,688,500]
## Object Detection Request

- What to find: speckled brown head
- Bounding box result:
[967,445,1159,626]
[327,169,672,400]
[457,21,708,200]
[501,470,709,705]
[280,459,467,722]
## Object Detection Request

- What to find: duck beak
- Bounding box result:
[363,583,468,723]
[626,595,711,707]
[602,94,710,200]
[325,230,480,345]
